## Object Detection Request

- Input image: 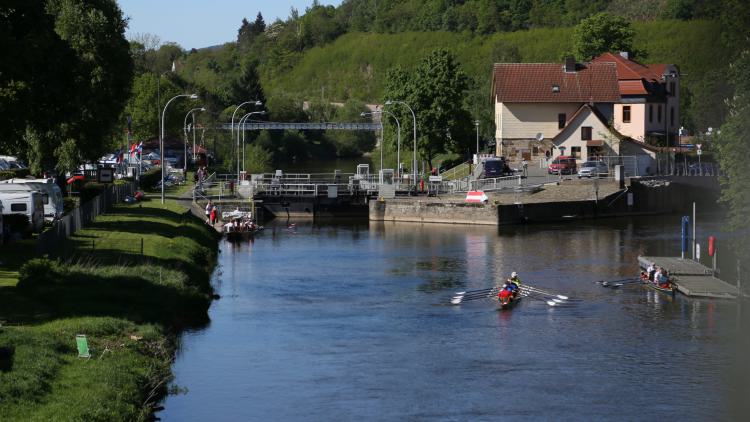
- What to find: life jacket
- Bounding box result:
[510,277,521,289]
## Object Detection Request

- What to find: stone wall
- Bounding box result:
[369,198,498,225]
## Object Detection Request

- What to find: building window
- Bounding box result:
[571,146,581,158]
[658,105,662,123]
[581,126,592,140]
[558,113,566,129]
[649,105,653,123]
[623,106,631,123]
[670,107,674,126]
[11,203,27,212]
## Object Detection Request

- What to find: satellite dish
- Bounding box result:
[535,133,544,141]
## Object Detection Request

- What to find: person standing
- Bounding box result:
[205,200,212,223]
[209,205,217,226]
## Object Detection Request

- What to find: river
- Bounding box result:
[158,215,749,421]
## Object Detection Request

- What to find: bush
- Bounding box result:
[139,167,161,190]
[17,258,65,289]
[79,182,106,204]
[2,214,30,234]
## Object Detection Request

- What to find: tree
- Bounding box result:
[383,49,472,170]
[573,12,634,60]
[230,60,266,106]
[715,50,750,250]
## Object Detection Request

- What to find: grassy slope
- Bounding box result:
[261,20,726,103]
[0,187,219,421]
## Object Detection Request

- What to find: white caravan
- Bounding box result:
[0,178,64,221]
[0,190,45,233]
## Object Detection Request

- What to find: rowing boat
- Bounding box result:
[497,290,521,309]
[640,274,676,296]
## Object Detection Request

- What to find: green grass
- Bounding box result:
[0,193,220,421]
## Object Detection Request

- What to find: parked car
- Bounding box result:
[480,157,513,178]
[548,156,577,174]
[577,161,609,178]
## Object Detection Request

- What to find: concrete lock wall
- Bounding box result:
[369,199,498,225]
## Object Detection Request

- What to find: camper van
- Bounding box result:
[0,178,64,221]
[0,191,45,233]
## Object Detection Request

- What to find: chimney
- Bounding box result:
[564,57,576,73]
[619,51,630,60]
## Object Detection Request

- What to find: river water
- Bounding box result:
[159,215,749,421]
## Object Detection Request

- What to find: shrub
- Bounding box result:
[139,167,161,190]
[79,182,106,205]
[2,214,30,234]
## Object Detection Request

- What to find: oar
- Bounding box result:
[453,287,497,296]
[451,290,498,305]
[518,292,558,307]
[595,277,639,285]
[522,285,576,301]
[601,279,643,288]
[520,289,570,304]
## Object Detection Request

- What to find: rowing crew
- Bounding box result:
[498,271,522,305]
[641,262,672,289]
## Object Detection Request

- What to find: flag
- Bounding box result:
[171,61,176,72]
[129,143,136,154]
[136,141,143,153]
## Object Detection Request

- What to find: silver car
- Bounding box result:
[577,161,609,178]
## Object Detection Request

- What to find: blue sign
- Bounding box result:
[681,216,690,256]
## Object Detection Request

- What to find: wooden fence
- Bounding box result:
[35,183,135,256]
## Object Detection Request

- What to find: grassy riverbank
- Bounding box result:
[0,190,220,421]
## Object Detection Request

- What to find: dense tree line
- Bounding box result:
[0,0,132,175]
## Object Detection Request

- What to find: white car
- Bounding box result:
[577,161,609,178]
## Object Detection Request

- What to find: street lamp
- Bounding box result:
[385,100,417,189]
[231,100,263,181]
[475,120,480,161]
[161,93,198,203]
[237,111,267,175]
[361,110,401,181]
[184,107,205,173]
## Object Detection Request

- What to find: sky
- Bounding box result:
[117,0,343,50]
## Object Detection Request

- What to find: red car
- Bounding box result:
[548,156,577,174]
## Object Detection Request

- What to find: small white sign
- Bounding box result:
[697,149,702,156]
[696,143,702,149]
[429,176,442,182]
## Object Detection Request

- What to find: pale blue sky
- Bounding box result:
[117,0,343,50]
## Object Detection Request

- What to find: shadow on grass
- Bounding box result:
[2,264,210,329]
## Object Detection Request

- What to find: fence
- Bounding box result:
[35,182,135,256]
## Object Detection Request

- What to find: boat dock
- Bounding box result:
[638,256,740,299]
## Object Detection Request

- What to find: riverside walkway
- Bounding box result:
[638,256,740,299]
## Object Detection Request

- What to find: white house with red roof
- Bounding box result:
[492,53,679,174]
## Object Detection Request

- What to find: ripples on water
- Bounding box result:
[160,216,748,421]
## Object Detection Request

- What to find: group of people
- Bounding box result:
[498,271,522,305]
[643,262,672,288]
[223,217,259,233]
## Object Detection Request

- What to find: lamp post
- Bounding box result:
[362,110,400,181]
[231,100,263,181]
[385,100,417,188]
[161,93,198,203]
[475,120,480,161]
[184,107,205,173]
[237,111,267,174]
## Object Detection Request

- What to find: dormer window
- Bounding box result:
[552,85,560,93]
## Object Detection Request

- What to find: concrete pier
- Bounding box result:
[638,256,739,299]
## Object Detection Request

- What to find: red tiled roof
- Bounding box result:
[619,80,649,95]
[592,52,665,82]
[492,62,620,103]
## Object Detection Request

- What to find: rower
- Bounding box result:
[508,271,522,291]
[647,262,657,281]
[498,280,513,304]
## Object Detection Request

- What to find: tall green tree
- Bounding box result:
[383,49,472,170]
[573,12,634,60]
[715,50,750,255]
